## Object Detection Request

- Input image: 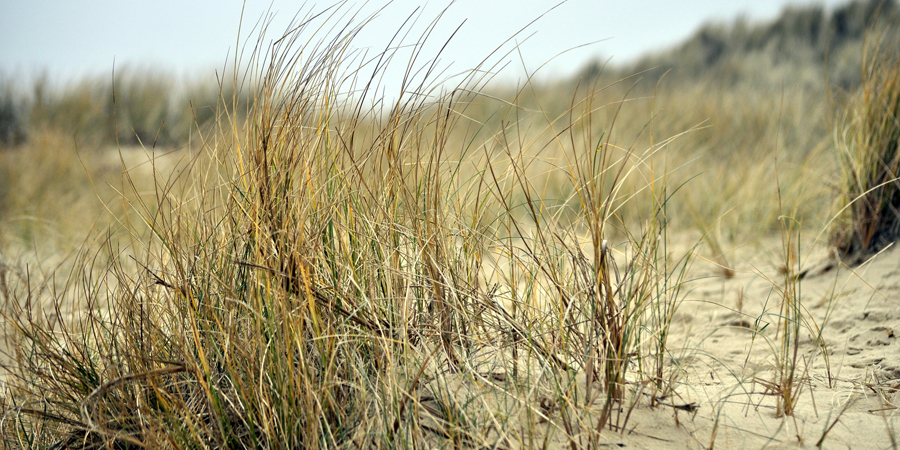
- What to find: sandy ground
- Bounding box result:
[592,238,900,449]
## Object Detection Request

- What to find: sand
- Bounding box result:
[600,238,900,449]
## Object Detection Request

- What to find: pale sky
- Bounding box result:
[0,0,855,89]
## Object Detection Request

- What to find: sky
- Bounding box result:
[0,0,856,91]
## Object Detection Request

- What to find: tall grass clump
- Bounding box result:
[0,5,692,448]
[773,213,804,418]
[831,31,900,262]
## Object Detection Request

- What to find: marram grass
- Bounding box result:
[0,6,692,449]
[831,30,900,261]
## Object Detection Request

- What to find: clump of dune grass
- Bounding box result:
[0,5,692,448]
[772,213,805,418]
[831,31,900,261]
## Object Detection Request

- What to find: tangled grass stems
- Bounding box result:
[1,4,693,448]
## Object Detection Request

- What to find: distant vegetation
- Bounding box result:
[0,69,249,150]
[1,0,896,151]
[581,0,899,90]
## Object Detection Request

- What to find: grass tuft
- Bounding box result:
[831,31,900,261]
[0,5,692,448]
